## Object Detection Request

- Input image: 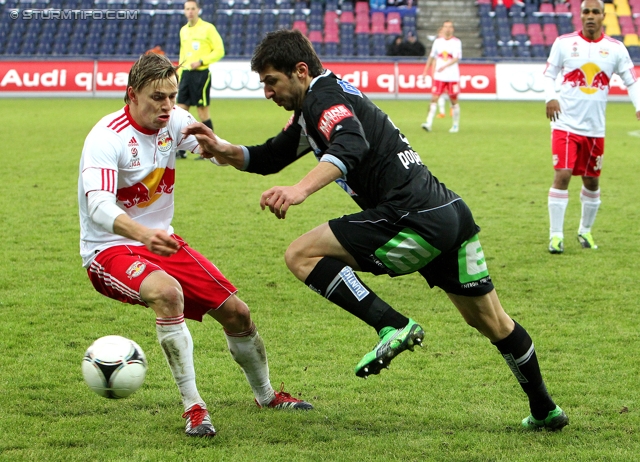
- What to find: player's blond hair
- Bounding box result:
[124,53,179,104]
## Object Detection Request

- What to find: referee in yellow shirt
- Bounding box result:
[178,0,224,158]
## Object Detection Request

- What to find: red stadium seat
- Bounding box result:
[355,1,369,14]
[512,23,526,36]
[292,20,308,35]
[340,11,355,24]
[324,29,340,43]
[371,12,385,34]
[309,30,323,43]
[325,11,339,31]
[386,12,402,35]
[543,23,558,45]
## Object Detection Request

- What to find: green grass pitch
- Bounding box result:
[1,97,640,461]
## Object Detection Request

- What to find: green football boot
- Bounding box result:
[522,405,569,431]
[548,237,564,254]
[577,232,598,249]
[355,319,424,378]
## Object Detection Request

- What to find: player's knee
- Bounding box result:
[147,285,184,317]
[284,240,306,278]
[216,296,252,331]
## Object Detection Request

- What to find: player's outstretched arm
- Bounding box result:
[260,162,342,220]
[181,122,245,169]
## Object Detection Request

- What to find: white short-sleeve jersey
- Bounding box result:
[78,105,199,267]
[429,36,462,82]
[544,31,637,137]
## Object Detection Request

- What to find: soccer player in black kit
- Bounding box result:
[183,29,568,431]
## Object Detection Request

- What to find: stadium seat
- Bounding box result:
[386,12,402,35]
[536,2,554,15]
[324,42,338,56]
[340,11,355,24]
[554,2,571,15]
[619,16,635,35]
[624,33,640,46]
[292,20,308,35]
[309,29,323,43]
[324,29,339,43]
[543,23,558,45]
[339,40,354,56]
[355,1,369,15]
[629,45,640,60]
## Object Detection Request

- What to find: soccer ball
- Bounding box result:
[82,335,147,399]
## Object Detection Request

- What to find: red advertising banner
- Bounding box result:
[0,60,95,92]
[397,62,497,95]
[95,60,136,91]
[324,62,496,95]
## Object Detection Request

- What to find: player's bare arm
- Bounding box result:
[113,214,179,256]
[182,122,245,168]
[546,100,561,121]
[437,57,459,73]
[422,57,434,77]
[260,162,342,220]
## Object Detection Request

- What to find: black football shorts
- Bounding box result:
[177,69,211,107]
[328,199,494,296]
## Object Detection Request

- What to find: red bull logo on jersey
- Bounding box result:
[438,51,452,61]
[318,104,353,140]
[563,62,610,95]
[157,131,173,152]
[116,167,176,208]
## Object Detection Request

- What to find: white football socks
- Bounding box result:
[579,186,601,234]
[548,188,569,239]
[451,103,460,127]
[156,315,204,411]
[225,324,275,406]
[438,95,446,115]
[426,102,437,126]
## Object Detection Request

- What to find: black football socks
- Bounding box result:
[493,321,556,419]
[305,257,408,334]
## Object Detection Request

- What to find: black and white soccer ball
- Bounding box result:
[82,335,147,399]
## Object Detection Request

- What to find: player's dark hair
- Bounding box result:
[184,0,200,7]
[251,29,324,78]
[125,53,179,104]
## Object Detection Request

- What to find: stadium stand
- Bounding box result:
[0,0,418,58]
[477,0,640,60]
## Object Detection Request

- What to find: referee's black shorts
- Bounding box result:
[178,69,211,107]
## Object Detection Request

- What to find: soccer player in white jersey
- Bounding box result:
[544,0,640,254]
[421,20,462,133]
[78,53,312,438]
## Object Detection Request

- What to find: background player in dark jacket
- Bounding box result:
[183,30,568,431]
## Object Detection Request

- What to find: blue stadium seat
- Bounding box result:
[277,11,293,29]
[483,44,499,59]
[531,44,546,58]
[85,41,100,55]
[339,40,354,56]
[324,42,338,56]
[499,45,514,58]
[36,41,53,55]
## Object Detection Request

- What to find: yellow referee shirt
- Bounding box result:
[179,18,225,74]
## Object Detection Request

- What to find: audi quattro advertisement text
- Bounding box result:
[0,60,637,101]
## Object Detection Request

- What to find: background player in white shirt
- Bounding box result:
[421,21,462,133]
[78,53,312,438]
[544,0,640,254]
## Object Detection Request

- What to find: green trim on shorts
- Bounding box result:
[457,234,489,283]
[375,227,441,274]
